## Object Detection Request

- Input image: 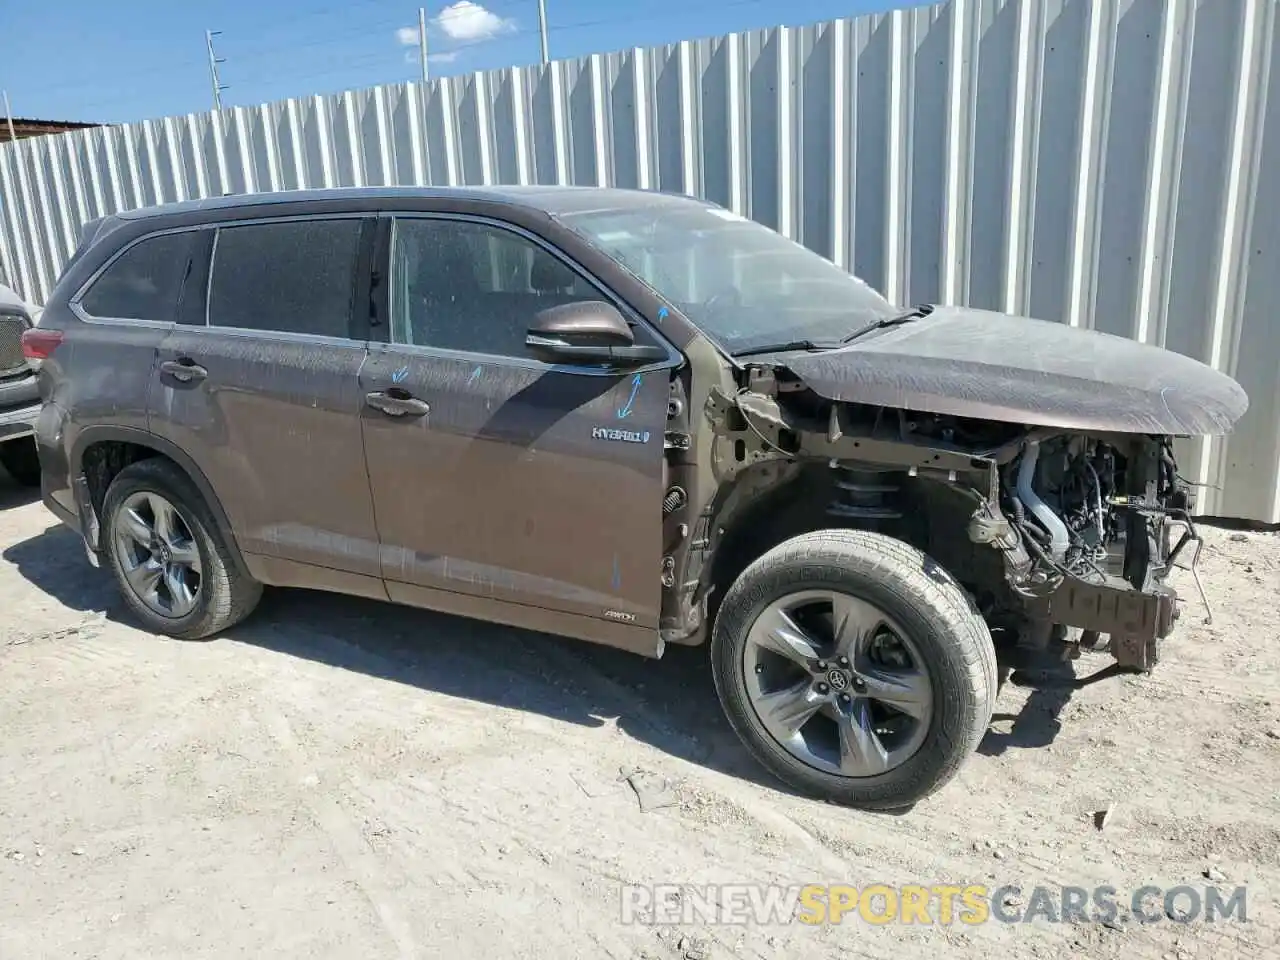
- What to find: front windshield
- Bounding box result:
[558,201,894,353]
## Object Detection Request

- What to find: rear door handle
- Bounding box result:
[160,358,208,383]
[366,390,430,417]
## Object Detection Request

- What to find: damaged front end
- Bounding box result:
[677,367,1210,684]
[995,433,1197,680]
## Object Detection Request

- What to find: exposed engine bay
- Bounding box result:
[1004,435,1172,582]
[660,368,1204,685]
[993,433,1197,676]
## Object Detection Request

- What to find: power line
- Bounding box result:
[244,0,529,39]
[21,2,522,102]
[232,26,532,90]
[30,12,427,107]
[31,0,787,122]
[23,1,538,104]
[239,0,414,36]
[215,0,774,107]
[228,15,409,63]
[231,51,400,91]
[547,0,774,38]
[229,28,521,93]
[229,0,531,63]
[34,56,206,98]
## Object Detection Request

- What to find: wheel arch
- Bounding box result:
[702,462,831,626]
[702,463,1007,628]
[71,426,250,578]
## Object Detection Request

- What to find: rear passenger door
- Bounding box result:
[148,215,383,581]
[67,229,200,436]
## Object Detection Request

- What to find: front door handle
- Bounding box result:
[160,358,208,383]
[366,390,430,417]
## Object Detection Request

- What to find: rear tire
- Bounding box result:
[102,458,262,640]
[0,438,41,487]
[711,529,996,810]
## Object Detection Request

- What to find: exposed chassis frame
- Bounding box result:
[666,380,1189,677]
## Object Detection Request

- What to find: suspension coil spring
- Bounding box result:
[663,486,687,515]
[827,468,903,520]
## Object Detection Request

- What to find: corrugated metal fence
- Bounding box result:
[1,0,1277,520]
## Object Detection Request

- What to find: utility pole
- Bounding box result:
[205,29,229,110]
[536,0,549,64]
[1,91,17,143]
[418,7,430,84]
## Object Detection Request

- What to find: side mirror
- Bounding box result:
[526,301,666,366]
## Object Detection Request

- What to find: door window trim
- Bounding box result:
[378,211,682,372]
[70,213,375,348]
[69,224,206,328]
[200,212,373,345]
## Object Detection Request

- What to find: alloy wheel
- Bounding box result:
[742,589,933,777]
[112,491,203,619]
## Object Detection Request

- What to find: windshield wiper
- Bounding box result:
[731,304,936,358]
[732,338,832,358]
[840,303,936,344]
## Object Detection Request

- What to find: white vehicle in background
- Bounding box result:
[0,281,43,487]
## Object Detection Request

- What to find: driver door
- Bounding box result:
[359,213,679,634]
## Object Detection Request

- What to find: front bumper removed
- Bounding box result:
[1014,509,1207,685]
[1026,572,1179,672]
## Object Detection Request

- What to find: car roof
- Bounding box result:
[114,185,710,221]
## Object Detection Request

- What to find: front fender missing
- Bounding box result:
[694,386,1043,626]
[714,385,1024,482]
[690,384,1196,680]
[1023,574,1178,671]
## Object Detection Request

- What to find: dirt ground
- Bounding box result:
[0,464,1276,960]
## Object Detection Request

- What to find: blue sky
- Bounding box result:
[1,0,893,125]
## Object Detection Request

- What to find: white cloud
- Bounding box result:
[404,49,460,65]
[395,26,419,46]
[433,1,516,43]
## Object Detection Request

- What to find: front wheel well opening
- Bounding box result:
[704,466,998,627]
[705,466,841,625]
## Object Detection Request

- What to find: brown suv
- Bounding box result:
[30,187,1247,810]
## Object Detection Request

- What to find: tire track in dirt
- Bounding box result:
[258,706,419,960]
[4,491,1278,960]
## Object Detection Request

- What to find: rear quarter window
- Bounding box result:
[79,231,196,323]
[206,219,362,339]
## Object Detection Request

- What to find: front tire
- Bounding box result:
[711,529,996,810]
[0,438,41,487]
[102,458,262,640]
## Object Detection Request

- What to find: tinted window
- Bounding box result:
[80,231,194,322]
[390,218,600,356]
[208,219,362,338]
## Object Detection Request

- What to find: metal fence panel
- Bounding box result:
[1,0,1277,520]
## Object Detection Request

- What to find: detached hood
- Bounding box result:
[766,306,1248,436]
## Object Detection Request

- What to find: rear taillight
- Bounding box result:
[21,328,63,360]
